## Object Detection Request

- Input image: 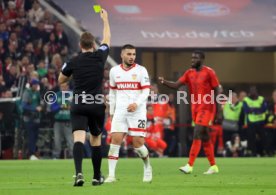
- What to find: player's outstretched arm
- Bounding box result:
[100,8,111,46]
[158,77,182,89]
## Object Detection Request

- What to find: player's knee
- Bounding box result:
[111,133,124,145]
[193,129,202,139]
[73,130,86,143]
[201,132,210,142]
[132,137,145,148]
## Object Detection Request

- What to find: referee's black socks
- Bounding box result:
[73,142,84,175]
[91,146,102,180]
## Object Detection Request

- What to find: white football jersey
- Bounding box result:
[109,64,150,114]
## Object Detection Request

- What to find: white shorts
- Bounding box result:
[111,111,147,137]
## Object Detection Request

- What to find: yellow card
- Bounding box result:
[93,5,102,13]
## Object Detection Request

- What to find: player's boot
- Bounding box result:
[104,176,116,183]
[73,173,85,186]
[179,164,193,174]
[203,165,219,175]
[92,174,105,186]
[143,165,152,182]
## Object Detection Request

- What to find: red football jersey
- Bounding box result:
[178,66,219,112]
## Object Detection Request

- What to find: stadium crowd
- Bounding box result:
[0,0,276,160]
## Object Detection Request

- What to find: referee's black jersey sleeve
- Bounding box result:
[61,60,74,77]
[95,44,109,62]
[62,44,110,95]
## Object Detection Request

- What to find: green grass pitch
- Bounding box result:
[0,158,276,195]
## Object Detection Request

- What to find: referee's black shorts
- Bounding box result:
[70,102,106,136]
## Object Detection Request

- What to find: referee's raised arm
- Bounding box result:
[58,8,110,85]
[100,9,111,47]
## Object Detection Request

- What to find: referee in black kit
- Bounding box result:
[58,9,110,186]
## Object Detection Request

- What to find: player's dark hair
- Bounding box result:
[193,50,205,59]
[121,44,136,51]
[80,32,95,50]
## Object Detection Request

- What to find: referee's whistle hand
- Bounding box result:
[127,103,137,112]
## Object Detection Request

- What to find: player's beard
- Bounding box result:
[192,61,201,69]
[125,61,134,67]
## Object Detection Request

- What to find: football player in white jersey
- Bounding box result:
[105,44,152,183]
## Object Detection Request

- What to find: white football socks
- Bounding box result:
[134,145,150,168]
[107,144,120,177]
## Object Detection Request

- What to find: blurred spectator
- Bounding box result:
[36,60,47,78]
[54,21,68,48]
[15,0,24,9]
[47,31,60,54]
[243,86,267,156]
[38,43,51,67]
[16,9,32,42]
[47,65,57,90]
[0,22,9,43]
[51,53,63,71]
[225,133,247,157]
[12,24,26,48]
[29,70,38,80]
[21,78,42,160]
[60,45,69,62]
[225,133,246,157]
[239,90,247,102]
[27,0,44,27]
[42,10,54,33]
[19,55,30,74]
[7,1,17,20]
[16,8,27,24]
[0,38,5,63]
[0,86,11,98]
[31,20,48,44]
[222,92,244,142]
[163,93,176,156]
[4,42,22,61]
[50,83,73,159]
[26,63,34,77]
[145,105,167,157]
[23,42,36,65]
[4,64,18,88]
[0,74,6,87]
[3,56,12,73]
[267,89,276,118]
[40,77,51,94]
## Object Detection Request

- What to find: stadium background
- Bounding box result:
[0,0,275,159]
[0,0,276,194]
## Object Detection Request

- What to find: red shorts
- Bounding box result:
[192,109,214,126]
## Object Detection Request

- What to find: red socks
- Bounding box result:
[188,139,202,166]
[188,139,216,166]
[203,140,216,166]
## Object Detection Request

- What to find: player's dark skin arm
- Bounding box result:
[158,77,183,89]
[214,85,223,123]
